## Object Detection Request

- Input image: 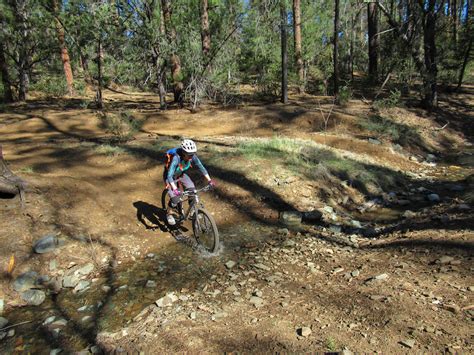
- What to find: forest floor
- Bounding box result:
[0,86,473,353]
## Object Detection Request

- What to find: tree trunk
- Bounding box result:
[457,35,473,89]
[0,146,27,204]
[280,0,288,104]
[368,1,379,81]
[452,0,457,44]
[96,38,103,109]
[422,0,438,108]
[52,0,74,96]
[161,0,183,106]
[333,0,340,95]
[200,0,211,62]
[293,0,304,93]
[14,0,30,101]
[0,42,14,103]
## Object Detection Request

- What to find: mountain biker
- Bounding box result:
[163,139,215,226]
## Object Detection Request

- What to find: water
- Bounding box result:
[0,242,222,353]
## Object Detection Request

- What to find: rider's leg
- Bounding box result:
[166,179,181,225]
[180,174,196,206]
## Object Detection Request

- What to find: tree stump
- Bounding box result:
[0,146,27,206]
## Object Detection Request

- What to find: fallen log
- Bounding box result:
[0,146,27,206]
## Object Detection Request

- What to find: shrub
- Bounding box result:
[373,89,401,110]
[336,85,352,106]
[30,75,68,97]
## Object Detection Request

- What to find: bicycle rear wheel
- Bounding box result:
[192,208,219,253]
[161,189,183,225]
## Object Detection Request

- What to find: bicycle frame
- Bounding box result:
[174,186,211,223]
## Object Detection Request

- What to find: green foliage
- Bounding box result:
[18,166,35,174]
[237,136,400,194]
[30,75,69,97]
[373,89,402,110]
[326,337,337,352]
[336,85,352,106]
[98,111,144,141]
[0,0,467,104]
[359,114,418,145]
[94,144,126,156]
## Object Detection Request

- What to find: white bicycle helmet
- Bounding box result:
[181,139,197,153]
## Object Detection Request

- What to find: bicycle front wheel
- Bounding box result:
[192,208,219,253]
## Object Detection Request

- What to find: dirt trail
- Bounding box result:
[0,90,473,353]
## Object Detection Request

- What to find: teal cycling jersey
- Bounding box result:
[165,147,208,182]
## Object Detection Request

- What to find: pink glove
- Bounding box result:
[172,189,181,197]
[208,179,216,188]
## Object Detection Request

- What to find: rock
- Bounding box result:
[21,290,46,306]
[7,329,14,337]
[443,304,460,314]
[374,273,389,281]
[329,225,342,234]
[249,296,264,307]
[212,312,227,320]
[426,154,437,162]
[468,286,474,292]
[403,210,417,219]
[81,316,93,323]
[62,274,81,288]
[0,317,8,329]
[90,345,101,354]
[74,263,94,276]
[302,210,322,222]
[155,293,178,307]
[437,256,454,264]
[323,206,334,213]
[50,349,62,355]
[225,261,236,269]
[458,204,470,211]
[33,235,60,254]
[277,228,290,235]
[49,260,57,271]
[146,253,155,258]
[280,211,303,229]
[13,271,39,292]
[78,305,94,312]
[73,280,91,293]
[254,263,270,271]
[351,270,360,277]
[350,220,362,228]
[145,280,156,288]
[283,239,296,247]
[333,267,344,274]
[50,319,67,328]
[0,299,3,315]
[370,295,386,301]
[400,339,415,348]
[427,194,440,202]
[0,332,6,340]
[298,327,312,337]
[189,312,197,320]
[43,316,56,325]
[368,138,381,145]
[102,285,111,293]
[424,325,435,333]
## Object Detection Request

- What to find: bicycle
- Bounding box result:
[161,184,219,253]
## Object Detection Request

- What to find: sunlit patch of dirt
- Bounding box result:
[0,87,473,353]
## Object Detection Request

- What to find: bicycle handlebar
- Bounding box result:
[181,184,213,197]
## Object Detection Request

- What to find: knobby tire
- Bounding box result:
[192,208,219,253]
